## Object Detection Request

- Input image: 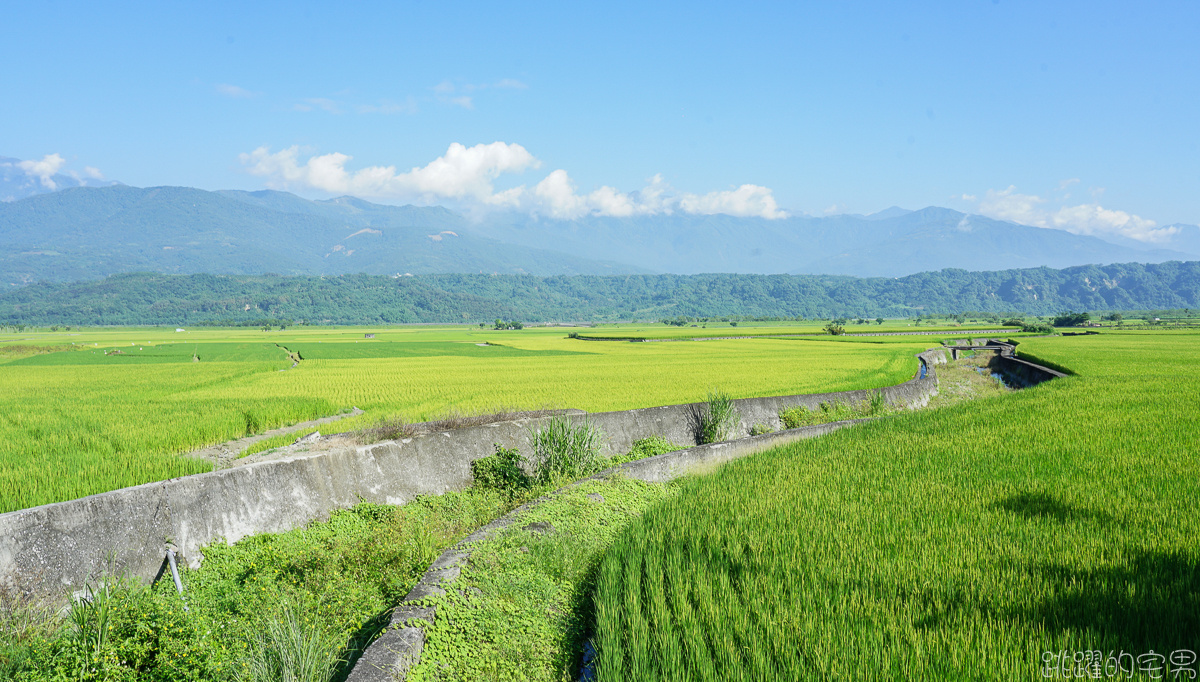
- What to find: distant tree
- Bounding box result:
[876,317,884,325]
[824,322,845,336]
[1052,311,1091,327]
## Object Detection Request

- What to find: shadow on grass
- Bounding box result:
[994,491,1113,525]
[1018,551,1200,653]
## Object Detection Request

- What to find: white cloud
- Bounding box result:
[1057,177,1080,191]
[978,186,1047,226]
[678,185,787,219]
[83,166,105,180]
[973,185,1176,244]
[216,83,258,98]
[240,144,789,219]
[493,78,528,90]
[1049,204,1176,243]
[17,153,67,189]
[240,142,540,202]
[448,95,473,110]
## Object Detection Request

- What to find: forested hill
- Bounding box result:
[2,261,1198,325]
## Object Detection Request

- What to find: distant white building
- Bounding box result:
[175,328,186,332]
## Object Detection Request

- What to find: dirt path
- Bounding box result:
[184,407,364,469]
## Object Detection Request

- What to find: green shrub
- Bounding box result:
[471,444,530,497]
[749,422,774,436]
[529,417,604,483]
[627,435,683,459]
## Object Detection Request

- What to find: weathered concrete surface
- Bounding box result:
[0,349,944,600]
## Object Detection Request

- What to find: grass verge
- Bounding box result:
[405,476,679,682]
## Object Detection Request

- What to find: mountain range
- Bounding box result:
[2,181,1198,286]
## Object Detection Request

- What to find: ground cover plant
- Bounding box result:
[0,326,927,512]
[778,390,891,428]
[405,476,679,682]
[0,487,522,681]
[590,331,1200,680]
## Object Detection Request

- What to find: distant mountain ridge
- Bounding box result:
[466,206,1198,277]
[0,185,644,284]
[2,183,1197,285]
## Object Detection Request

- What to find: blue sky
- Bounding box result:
[4,1,1198,242]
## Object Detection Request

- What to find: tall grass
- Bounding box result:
[529,416,603,483]
[240,597,343,682]
[696,389,739,444]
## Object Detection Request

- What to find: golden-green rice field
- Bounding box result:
[0,324,931,513]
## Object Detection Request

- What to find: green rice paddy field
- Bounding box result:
[592,330,1200,680]
[0,324,931,513]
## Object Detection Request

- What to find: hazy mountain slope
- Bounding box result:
[4,183,1197,285]
[0,186,647,284]
[465,207,1197,276]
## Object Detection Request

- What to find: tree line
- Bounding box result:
[0,261,1197,326]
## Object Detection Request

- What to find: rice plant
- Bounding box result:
[592,331,1200,680]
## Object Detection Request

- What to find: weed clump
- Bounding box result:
[626,435,683,459]
[529,417,604,484]
[471,444,531,499]
[241,596,344,682]
[779,391,891,429]
[696,389,739,444]
[749,422,775,436]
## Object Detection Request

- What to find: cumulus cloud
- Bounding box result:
[240,142,540,202]
[678,184,786,219]
[17,153,67,189]
[240,145,789,219]
[973,185,1176,244]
